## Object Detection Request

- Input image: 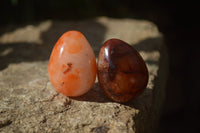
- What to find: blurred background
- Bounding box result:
[0,0,199,132]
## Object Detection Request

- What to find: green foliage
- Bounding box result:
[11,0,18,6]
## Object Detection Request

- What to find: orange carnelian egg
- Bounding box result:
[48,31,97,97]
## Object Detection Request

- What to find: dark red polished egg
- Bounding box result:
[97,39,149,103]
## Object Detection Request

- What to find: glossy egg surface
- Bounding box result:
[97,39,148,102]
[48,31,96,96]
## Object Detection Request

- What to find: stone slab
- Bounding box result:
[0,17,168,133]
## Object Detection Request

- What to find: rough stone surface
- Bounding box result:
[0,17,168,133]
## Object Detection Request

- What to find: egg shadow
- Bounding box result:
[72,81,154,108]
[72,83,111,103]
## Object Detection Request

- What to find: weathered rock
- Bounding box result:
[0,17,168,133]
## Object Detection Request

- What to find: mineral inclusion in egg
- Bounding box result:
[97,39,149,103]
[48,31,97,97]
